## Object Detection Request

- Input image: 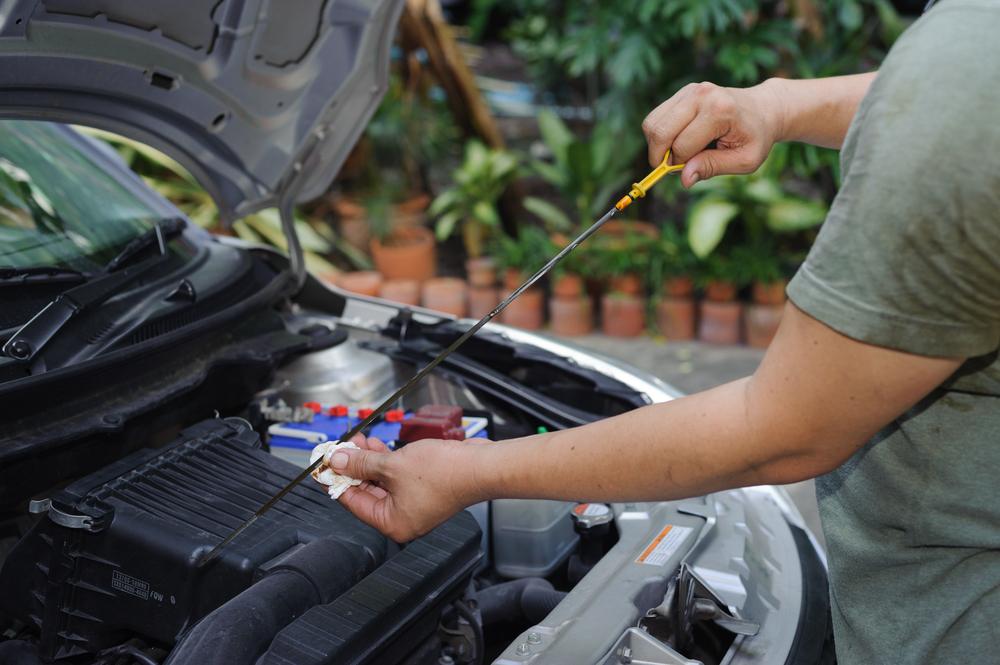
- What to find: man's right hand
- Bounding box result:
[641,80,785,188]
[642,74,876,187]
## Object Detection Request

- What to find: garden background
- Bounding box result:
[98,0,914,347]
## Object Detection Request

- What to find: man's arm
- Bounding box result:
[330,303,960,541]
[642,73,875,187]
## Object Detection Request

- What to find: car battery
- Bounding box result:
[268,403,488,467]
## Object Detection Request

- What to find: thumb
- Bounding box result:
[681,148,754,188]
[327,446,388,482]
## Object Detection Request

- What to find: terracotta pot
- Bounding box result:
[421,277,467,317]
[395,192,431,218]
[552,273,584,300]
[698,301,742,345]
[704,280,737,303]
[745,303,784,349]
[549,297,593,337]
[500,287,544,330]
[601,294,645,337]
[333,195,366,220]
[337,270,382,297]
[468,286,498,319]
[379,279,420,306]
[752,279,787,306]
[610,274,643,297]
[370,226,436,282]
[466,257,497,288]
[503,268,525,291]
[663,276,694,299]
[600,220,659,248]
[656,297,696,341]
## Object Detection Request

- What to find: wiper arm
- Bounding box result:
[2,219,186,362]
[0,266,88,286]
[104,217,185,272]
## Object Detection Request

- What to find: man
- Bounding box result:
[326,2,1000,662]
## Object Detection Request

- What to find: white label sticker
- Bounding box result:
[636,525,693,566]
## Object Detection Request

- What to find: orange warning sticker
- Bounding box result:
[636,524,693,566]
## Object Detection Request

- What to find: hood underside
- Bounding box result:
[0,0,404,221]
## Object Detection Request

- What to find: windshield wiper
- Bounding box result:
[104,217,185,273]
[2,219,186,362]
[0,266,88,286]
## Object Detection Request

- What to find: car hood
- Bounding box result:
[0,0,403,222]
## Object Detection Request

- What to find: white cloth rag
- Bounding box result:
[310,441,363,499]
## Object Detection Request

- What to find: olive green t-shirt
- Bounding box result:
[785,2,1000,663]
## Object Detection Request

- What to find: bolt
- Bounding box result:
[617,646,633,664]
[526,632,542,645]
[102,414,122,426]
[7,339,31,360]
[515,642,531,656]
[437,655,455,665]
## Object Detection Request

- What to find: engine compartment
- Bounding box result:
[0,300,828,665]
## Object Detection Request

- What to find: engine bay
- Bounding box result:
[0,301,827,665]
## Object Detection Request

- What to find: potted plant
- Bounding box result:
[429,140,519,259]
[695,253,747,345]
[650,224,698,341]
[492,226,551,330]
[337,73,458,224]
[733,242,787,348]
[523,110,649,241]
[590,231,652,338]
[547,245,592,336]
[421,277,468,318]
[367,187,437,282]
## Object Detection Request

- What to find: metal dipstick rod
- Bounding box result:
[201,151,685,565]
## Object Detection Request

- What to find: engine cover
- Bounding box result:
[0,418,481,663]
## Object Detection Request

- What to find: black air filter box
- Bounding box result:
[0,418,387,661]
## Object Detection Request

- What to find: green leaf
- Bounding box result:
[472,200,501,228]
[428,188,460,217]
[531,160,567,188]
[838,0,862,31]
[687,198,739,258]
[744,178,783,204]
[435,210,462,240]
[523,196,572,231]
[766,198,828,231]
[537,109,574,165]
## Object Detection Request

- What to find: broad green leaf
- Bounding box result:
[472,200,501,228]
[428,188,460,217]
[523,196,572,231]
[744,178,783,204]
[537,109,574,165]
[531,160,567,188]
[435,210,462,240]
[687,198,739,258]
[766,198,827,231]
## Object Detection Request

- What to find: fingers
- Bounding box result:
[347,433,390,453]
[642,90,697,167]
[669,112,723,166]
[327,446,389,482]
[337,485,385,530]
[681,147,759,187]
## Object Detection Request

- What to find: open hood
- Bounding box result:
[0,0,404,222]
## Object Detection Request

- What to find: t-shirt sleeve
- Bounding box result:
[786,4,1000,359]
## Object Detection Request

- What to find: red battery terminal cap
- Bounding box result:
[385,409,405,423]
[328,405,349,417]
[303,401,322,414]
[357,408,374,419]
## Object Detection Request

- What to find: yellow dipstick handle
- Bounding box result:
[615,149,685,211]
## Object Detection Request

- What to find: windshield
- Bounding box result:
[0,121,172,272]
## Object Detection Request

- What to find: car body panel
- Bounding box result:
[0,0,404,221]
